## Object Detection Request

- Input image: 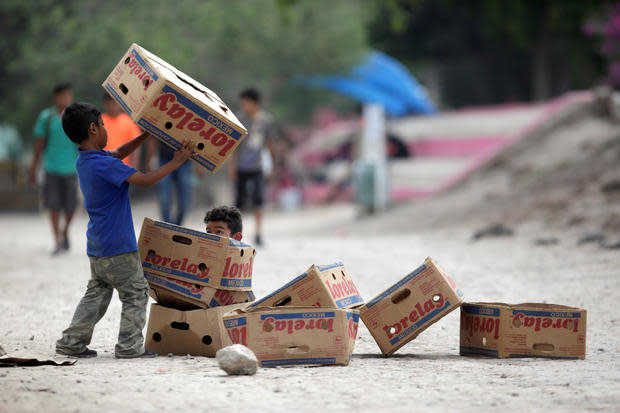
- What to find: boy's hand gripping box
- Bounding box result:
[146,272,255,310]
[138,218,254,291]
[102,43,246,173]
[248,263,364,310]
[460,302,587,359]
[223,307,360,367]
[145,303,247,357]
[360,257,464,355]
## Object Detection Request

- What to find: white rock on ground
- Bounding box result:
[216,344,258,376]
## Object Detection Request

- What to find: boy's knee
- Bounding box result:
[118,279,149,304]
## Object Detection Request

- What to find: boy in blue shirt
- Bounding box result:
[55,102,195,358]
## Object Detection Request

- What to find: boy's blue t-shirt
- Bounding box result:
[76,150,137,257]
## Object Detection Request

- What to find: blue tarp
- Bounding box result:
[303,51,436,117]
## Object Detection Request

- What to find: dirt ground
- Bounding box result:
[2,102,620,412]
[1,197,619,412]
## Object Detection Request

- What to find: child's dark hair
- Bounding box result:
[204,206,243,235]
[62,102,101,144]
[239,87,260,103]
[53,83,72,95]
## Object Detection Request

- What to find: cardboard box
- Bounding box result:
[248,263,364,310]
[360,257,464,355]
[146,272,255,310]
[102,43,246,173]
[460,302,587,359]
[223,307,360,367]
[138,218,255,291]
[145,303,247,357]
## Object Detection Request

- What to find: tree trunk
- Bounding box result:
[532,3,551,101]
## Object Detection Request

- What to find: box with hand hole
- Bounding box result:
[102,43,247,173]
[360,257,464,355]
[146,272,255,310]
[460,302,587,359]
[145,303,248,357]
[223,306,360,367]
[248,262,364,310]
[138,218,255,291]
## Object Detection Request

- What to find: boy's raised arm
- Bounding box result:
[111,132,151,160]
[126,139,195,187]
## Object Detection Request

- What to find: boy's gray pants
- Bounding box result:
[56,251,149,357]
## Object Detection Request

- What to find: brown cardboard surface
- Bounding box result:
[146,272,255,309]
[223,307,360,367]
[248,263,364,310]
[360,257,464,355]
[102,43,246,173]
[138,218,255,290]
[460,302,587,359]
[145,303,247,357]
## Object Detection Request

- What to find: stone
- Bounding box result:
[0,345,6,357]
[535,237,559,246]
[601,238,620,250]
[216,344,258,376]
[577,231,606,245]
[472,224,514,240]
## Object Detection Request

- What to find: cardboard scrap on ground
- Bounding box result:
[460,302,587,359]
[248,262,364,310]
[138,218,255,291]
[360,257,464,355]
[0,357,76,367]
[223,306,360,367]
[145,303,248,357]
[102,43,247,173]
[147,272,255,310]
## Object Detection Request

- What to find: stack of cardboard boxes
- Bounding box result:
[139,218,256,357]
[108,43,586,364]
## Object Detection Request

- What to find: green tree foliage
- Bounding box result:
[369,0,605,106]
[1,0,368,142]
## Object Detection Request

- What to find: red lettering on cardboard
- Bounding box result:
[150,92,237,157]
[262,317,334,334]
[460,311,501,340]
[383,293,446,339]
[144,253,209,279]
[512,313,580,333]
[126,52,153,91]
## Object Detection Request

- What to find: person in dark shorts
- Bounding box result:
[29,83,78,255]
[228,88,277,246]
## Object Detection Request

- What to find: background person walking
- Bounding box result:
[29,83,78,255]
[228,88,277,246]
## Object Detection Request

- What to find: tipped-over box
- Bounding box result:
[145,303,247,357]
[146,272,255,310]
[102,43,246,172]
[248,263,364,310]
[360,257,464,355]
[138,218,255,291]
[223,307,359,367]
[460,302,587,359]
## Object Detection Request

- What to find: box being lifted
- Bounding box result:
[102,43,247,173]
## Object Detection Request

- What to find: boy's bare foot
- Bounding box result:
[115,349,157,359]
[56,348,97,358]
